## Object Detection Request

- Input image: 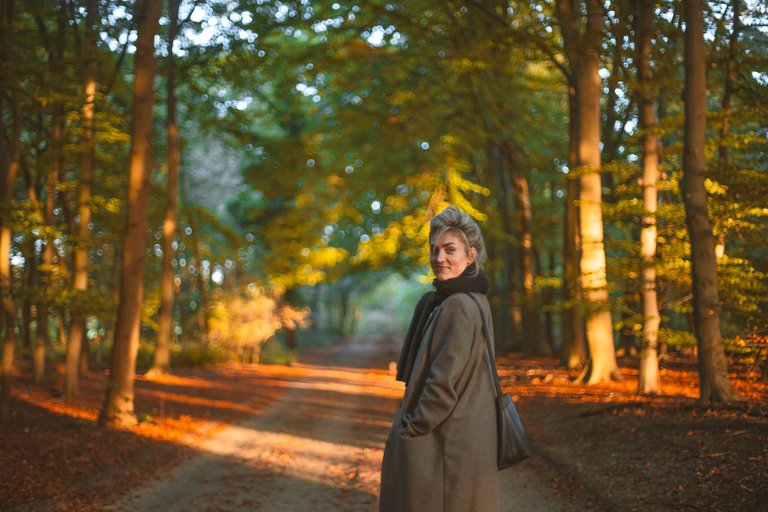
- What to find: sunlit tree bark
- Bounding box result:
[99,0,162,427]
[556,0,619,383]
[682,0,738,403]
[561,81,586,369]
[65,0,97,397]
[634,0,661,395]
[149,0,183,377]
[0,0,21,421]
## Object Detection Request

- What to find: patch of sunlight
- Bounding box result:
[277,379,403,399]
[202,426,383,494]
[138,373,223,389]
[15,389,98,422]
[139,389,256,413]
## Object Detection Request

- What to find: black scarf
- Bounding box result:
[395,266,489,384]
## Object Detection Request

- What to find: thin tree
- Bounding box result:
[148,0,183,377]
[65,0,97,397]
[682,0,738,403]
[99,0,163,427]
[504,145,548,356]
[634,0,661,394]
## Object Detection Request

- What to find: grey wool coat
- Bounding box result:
[379,292,501,512]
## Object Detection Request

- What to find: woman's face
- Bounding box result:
[430,230,475,281]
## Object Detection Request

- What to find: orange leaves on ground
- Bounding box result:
[0,363,289,510]
[497,354,768,407]
[496,354,768,512]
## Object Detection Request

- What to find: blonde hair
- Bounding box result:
[429,205,487,276]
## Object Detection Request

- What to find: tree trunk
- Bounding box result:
[148,0,182,377]
[0,0,21,422]
[35,34,66,379]
[505,146,547,355]
[489,147,514,352]
[568,0,619,384]
[57,314,67,347]
[635,0,661,395]
[65,0,97,397]
[35,107,63,384]
[556,10,587,370]
[79,335,90,374]
[718,0,741,171]
[99,0,162,427]
[682,0,737,403]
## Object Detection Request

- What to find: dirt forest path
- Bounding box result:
[109,341,564,512]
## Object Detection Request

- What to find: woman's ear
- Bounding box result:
[469,247,477,262]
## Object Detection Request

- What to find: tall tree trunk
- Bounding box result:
[558,0,620,383]
[149,0,182,377]
[557,18,587,371]
[489,147,515,351]
[0,0,21,421]
[65,0,97,397]
[35,2,67,378]
[682,0,737,403]
[718,0,741,171]
[505,146,547,355]
[635,0,661,394]
[35,104,63,383]
[99,0,162,427]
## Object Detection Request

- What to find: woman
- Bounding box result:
[379,205,501,512]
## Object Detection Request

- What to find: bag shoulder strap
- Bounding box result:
[464,292,504,398]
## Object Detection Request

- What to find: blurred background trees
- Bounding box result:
[0,0,766,422]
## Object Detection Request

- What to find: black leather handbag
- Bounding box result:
[466,293,531,469]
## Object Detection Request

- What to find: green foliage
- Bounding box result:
[170,343,234,369]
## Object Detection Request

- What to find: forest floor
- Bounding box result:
[1,340,766,511]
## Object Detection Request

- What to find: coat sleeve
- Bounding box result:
[400,298,475,437]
